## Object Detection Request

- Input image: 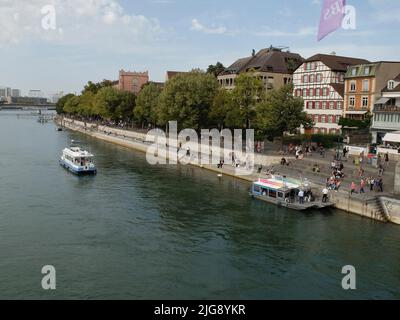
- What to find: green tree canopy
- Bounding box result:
[209,88,232,129]
[255,84,312,138]
[56,93,75,114]
[157,71,219,130]
[231,70,265,129]
[82,79,115,95]
[207,62,225,78]
[134,82,162,128]
[94,87,135,121]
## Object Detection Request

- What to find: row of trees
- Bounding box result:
[57,69,312,139]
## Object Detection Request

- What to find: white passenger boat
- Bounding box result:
[249,177,333,211]
[59,147,97,175]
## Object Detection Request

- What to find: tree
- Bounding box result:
[94,87,125,120]
[231,70,265,129]
[56,93,75,114]
[82,79,114,95]
[134,82,162,128]
[209,88,232,129]
[63,95,80,115]
[255,84,312,139]
[157,71,219,130]
[207,62,225,78]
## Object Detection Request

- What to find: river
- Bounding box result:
[0,110,399,299]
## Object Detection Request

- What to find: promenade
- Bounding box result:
[56,116,400,225]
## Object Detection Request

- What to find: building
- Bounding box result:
[293,54,369,134]
[48,91,64,104]
[115,70,149,95]
[28,90,43,98]
[344,62,400,120]
[9,96,48,105]
[371,74,400,144]
[11,89,21,97]
[0,87,11,99]
[165,71,188,82]
[217,47,304,91]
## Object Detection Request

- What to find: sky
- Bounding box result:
[0,0,399,96]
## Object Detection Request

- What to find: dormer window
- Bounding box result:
[388,80,395,90]
[364,66,370,75]
[351,68,357,76]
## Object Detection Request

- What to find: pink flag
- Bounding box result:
[317,0,346,41]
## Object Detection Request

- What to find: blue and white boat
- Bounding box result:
[59,147,97,175]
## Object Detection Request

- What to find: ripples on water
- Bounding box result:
[0,111,399,299]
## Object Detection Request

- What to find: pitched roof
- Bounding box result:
[304,54,370,72]
[220,47,304,76]
[381,73,400,92]
[330,83,345,97]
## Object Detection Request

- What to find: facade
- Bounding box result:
[0,87,11,99]
[28,90,43,98]
[115,70,149,95]
[344,62,400,120]
[293,54,369,134]
[218,47,304,92]
[11,89,21,98]
[9,96,48,105]
[371,74,400,144]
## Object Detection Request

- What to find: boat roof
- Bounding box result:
[253,177,307,191]
[63,147,94,158]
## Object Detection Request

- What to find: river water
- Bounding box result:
[0,110,399,299]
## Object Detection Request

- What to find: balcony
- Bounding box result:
[373,105,400,113]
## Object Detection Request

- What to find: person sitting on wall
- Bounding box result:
[281,158,287,166]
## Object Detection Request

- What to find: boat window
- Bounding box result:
[277,192,284,198]
[253,185,261,193]
[269,190,277,198]
[261,188,268,196]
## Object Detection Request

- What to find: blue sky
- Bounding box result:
[0,0,399,96]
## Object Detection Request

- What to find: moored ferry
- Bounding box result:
[250,177,333,211]
[59,147,97,175]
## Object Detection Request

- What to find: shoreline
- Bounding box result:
[55,116,400,226]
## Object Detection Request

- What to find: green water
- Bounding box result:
[0,111,399,299]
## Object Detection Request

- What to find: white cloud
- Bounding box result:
[0,0,163,47]
[190,19,227,35]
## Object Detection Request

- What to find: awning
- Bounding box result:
[345,110,368,115]
[383,131,400,143]
[376,97,390,104]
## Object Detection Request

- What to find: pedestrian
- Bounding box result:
[385,152,389,168]
[322,187,329,203]
[370,177,375,191]
[378,178,384,192]
[360,179,365,194]
[350,182,357,195]
[298,190,305,204]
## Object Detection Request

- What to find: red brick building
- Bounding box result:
[115,70,149,95]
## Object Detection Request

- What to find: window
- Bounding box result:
[350,81,356,92]
[303,89,307,97]
[364,67,370,75]
[349,96,355,107]
[362,79,369,91]
[310,74,315,83]
[303,75,308,83]
[316,88,321,96]
[351,68,357,76]
[322,101,327,109]
[388,81,395,90]
[309,88,314,96]
[362,96,369,108]
[323,88,329,96]
[328,115,333,123]
[337,101,342,109]
[339,74,345,82]
[316,74,322,82]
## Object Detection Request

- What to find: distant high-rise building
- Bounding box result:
[28,90,43,98]
[49,91,64,104]
[11,89,21,98]
[0,87,12,98]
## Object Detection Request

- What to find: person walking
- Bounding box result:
[322,187,329,203]
[378,178,384,192]
[360,179,366,194]
[370,177,375,191]
[384,152,389,168]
